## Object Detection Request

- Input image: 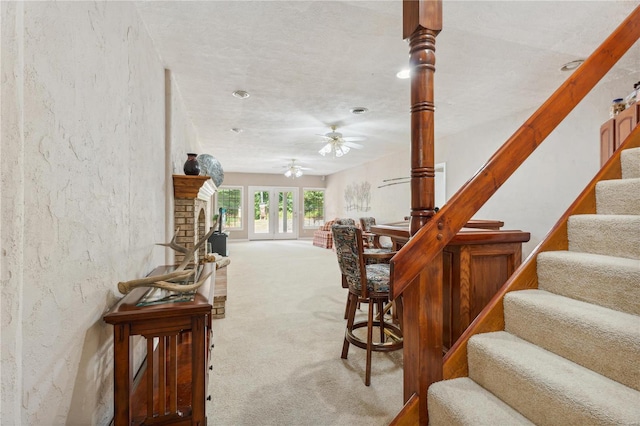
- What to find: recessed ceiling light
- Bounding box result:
[396,69,410,79]
[232,90,250,99]
[230,128,243,133]
[560,59,585,72]
[350,107,369,115]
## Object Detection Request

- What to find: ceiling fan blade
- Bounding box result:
[343,136,366,142]
[344,141,364,149]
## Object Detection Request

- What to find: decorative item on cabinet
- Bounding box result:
[610,98,626,118]
[183,153,201,175]
[624,81,639,108]
[197,153,224,187]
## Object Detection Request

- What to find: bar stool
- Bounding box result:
[331,224,403,386]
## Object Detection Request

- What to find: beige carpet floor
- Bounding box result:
[207,240,404,426]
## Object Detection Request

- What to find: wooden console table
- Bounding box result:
[103,263,214,426]
[371,220,530,349]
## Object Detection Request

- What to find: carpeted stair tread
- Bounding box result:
[596,178,640,215]
[567,214,640,260]
[504,289,640,391]
[427,377,534,426]
[621,147,640,179]
[468,331,640,425]
[537,250,640,316]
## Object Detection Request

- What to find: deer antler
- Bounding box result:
[156,227,189,253]
[117,226,217,294]
[176,227,216,270]
[118,270,212,294]
[117,269,195,294]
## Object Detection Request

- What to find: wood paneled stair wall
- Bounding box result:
[390,3,640,424]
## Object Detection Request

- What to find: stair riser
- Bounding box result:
[428,378,534,426]
[537,251,640,316]
[504,290,640,391]
[568,215,640,260]
[621,147,640,179]
[596,178,640,215]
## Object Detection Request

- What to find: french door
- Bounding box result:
[248,187,298,240]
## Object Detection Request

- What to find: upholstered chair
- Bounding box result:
[359,217,392,249]
[331,224,403,386]
[312,219,337,249]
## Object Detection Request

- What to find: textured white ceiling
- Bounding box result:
[135,1,640,177]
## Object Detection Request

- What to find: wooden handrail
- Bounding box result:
[391,5,640,299]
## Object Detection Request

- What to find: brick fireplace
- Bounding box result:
[172,175,211,264]
[172,174,227,318]
[173,197,208,264]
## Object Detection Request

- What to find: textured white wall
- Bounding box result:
[325,149,412,225]
[1,2,26,424]
[1,2,194,424]
[165,70,204,264]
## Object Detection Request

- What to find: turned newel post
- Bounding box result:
[404,0,441,236]
[402,2,443,425]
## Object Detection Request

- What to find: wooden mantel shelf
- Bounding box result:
[173,174,211,199]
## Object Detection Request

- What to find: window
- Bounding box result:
[217,187,242,230]
[303,189,325,228]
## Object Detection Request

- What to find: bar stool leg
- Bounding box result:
[342,292,358,359]
[365,299,374,386]
[377,299,385,343]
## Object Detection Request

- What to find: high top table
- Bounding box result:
[371,220,530,349]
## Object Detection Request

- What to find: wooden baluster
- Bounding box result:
[403,1,442,425]
[159,336,167,415]
[169,334,178,413]
[146,337,155,419]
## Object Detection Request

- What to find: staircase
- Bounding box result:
[427,146,640,425]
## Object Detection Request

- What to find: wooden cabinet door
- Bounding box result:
[600,118,615,167]
[615,103,639,149]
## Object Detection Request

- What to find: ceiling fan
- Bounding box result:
[281,159,311,178]
[317,126,365,158]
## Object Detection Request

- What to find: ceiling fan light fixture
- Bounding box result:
[336,145,350,157]
[319,141,350,158]
[284,160,304,178]
[284,167,303,178]
[319,143,332,156]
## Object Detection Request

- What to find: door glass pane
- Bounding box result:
[254,190,270,234]
[218,188,242,229]
[278,191,293,234]
[303,189,325,227]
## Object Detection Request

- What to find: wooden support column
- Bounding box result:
[402,1,442,425]
[405,0,441,235]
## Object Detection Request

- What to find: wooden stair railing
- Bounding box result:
[392,3,640,425]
